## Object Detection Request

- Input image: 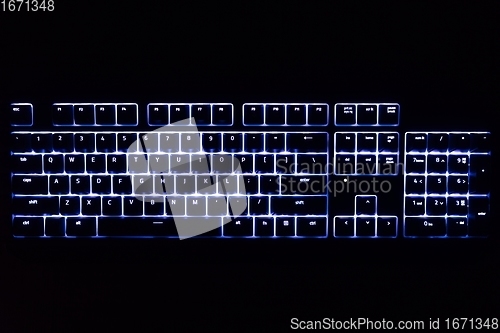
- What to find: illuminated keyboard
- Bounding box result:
[8,102,491,239]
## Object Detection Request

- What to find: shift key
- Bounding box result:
[271,196,327,215]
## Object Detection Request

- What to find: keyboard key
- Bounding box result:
[334,217,355,237]
[70,176,91,194]
[243,104,264,125]
[91,176,112,194]
[378,133,398,152]
[275,154,295,174]
[49,175,70,194]
[357,155,377,174]
[447,217,467,237]
[357,133,377,152]
[376,217,397,237]
[286,104,306,125]
[12,196,58,215]
[81,196,102,215]
[169,104,190,124]
[74,133,96,152]
[468,196,489,237]
[378,155,398,174]
[447,196,468,215]
[427,133,449,152]
[74,104,95,125]
[335,133,355,152]
[448,155,469,174]
[11,133,31,152]
[469,155,490,194]
[65,154,85,173]
[405,196,425,216]
[11,155,42,174]
[123,196,144,215]
[356,217,376,237]
[118,133,138,152]
[66,217,97,237]
[13,217,44,236]
[297,217,327,236]
[117,104,138,125]
[180,133,201,152]
[86,154,106,173]
[296,155,328,174]
[95,104,116,125]
[405,176,425,194]
[201,133,221,152]
[144,196,165,216]
[335,155,355,174]
[30,133,52,153]
[52,104,74,125]
[426,196,446,216]
[223,217,253,236]
[53,133,74,152]
[148,104,169,125]
[405,217,446,237]
[255,155,274,173]
[10,104,33,126]
[96,133,116,153]
[98,217,177,236]
[12,175,48,194]
[471,133,490,153]
[159,133,180,152]
[378,104,399,125]
[355,195,377,215]
[426,176,447,194]
[191,104,211,125]
[259,175,279,194]
[234,154,253,174]
[427,155,447,173]
[242,176,258,194]
[255,217,274,236]
[287,133,327,152]
[307,104,328,125]
[223,133,242,152]
[244,133,263,152]
[102,196,123,215]
[449,133,470,152]
[405,133,427,152]
[448,176,468,194]
[249,196,269,215]
[45,217,66,236]
[265,104,285,125]
[271,196,327,215]
[334,104,355,125]
[276,217,295,236]
[60,197,80,215]
[112,176,132,194]
[356,104,377,125]
[212,104,233,125]
[405,155,426,173]
[265,133,285,152]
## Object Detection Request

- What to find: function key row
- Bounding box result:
[335,103,399,126]
[405,132,490,153]
[243,103,328,126]
[148,103,233,126]
[52,103,139,125]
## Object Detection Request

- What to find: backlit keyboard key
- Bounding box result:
[212,104,233,125]
[286,104,306,125]
[52,104,74,125]
[356,104,377,125]
[117,104,138,125]
[10,104,33,126]
[307,104,328,125]
[334,104,355,125]
[74,104,95,125]
[95,104,116,125]
[378,104,399,125]
[265,104,285,125]
[243,104,264,125]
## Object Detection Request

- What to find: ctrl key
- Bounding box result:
[404,217,446,237]
[66,217,97,237]
[13,217,44,237]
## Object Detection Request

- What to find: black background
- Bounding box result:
[1,1,499,331]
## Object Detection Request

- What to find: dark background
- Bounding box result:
[1,1,499,331]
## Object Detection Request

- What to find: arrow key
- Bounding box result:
[355,195,377,215]
[334,216,354,237]
[376,217,397,237]
[356,217,375,236]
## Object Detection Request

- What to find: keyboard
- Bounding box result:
[8,102,491,239]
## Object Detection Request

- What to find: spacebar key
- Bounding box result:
[98,217,178,236]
